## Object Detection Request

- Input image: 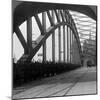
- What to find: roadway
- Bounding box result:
[13,66,97,99]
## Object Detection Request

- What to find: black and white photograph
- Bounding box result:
[12,0,97,99]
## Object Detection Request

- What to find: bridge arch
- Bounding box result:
[13,1,96,64]
[13,1,97,30]
[14,9,81,63]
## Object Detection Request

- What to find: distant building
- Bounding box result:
[82,38,96,66]
[82,39,96,56]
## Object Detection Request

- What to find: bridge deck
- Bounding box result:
[13,67,97,99]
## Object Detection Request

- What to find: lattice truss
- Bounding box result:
[69,10,96,57]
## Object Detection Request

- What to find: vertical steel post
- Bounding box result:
[69,28,70,63]
[58,26,61,62]
[72,32,74,63]
[27,17,32,54]
[42,12,46,62]
[67,26,69,62]
[52,10,55,62]
[58,10,61,62]
[63,25,66,62]
[70,29,72,63]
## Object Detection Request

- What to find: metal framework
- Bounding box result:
[13,1,96,64]
[70,10,96,60]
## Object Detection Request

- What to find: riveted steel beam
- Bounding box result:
[60,10,65,22]
[42,12,46,62]
[54,10,61,23]
[15,27,28,53]
[67,26,69,62]
[52,10,55,62]
[47,10,55,26]
[34,14,44,35]
[27,17,32,54]
[63,25,66,62]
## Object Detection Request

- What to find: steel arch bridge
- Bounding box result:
[13,1,97,65]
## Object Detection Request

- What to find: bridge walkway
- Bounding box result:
[13,67,97,99]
